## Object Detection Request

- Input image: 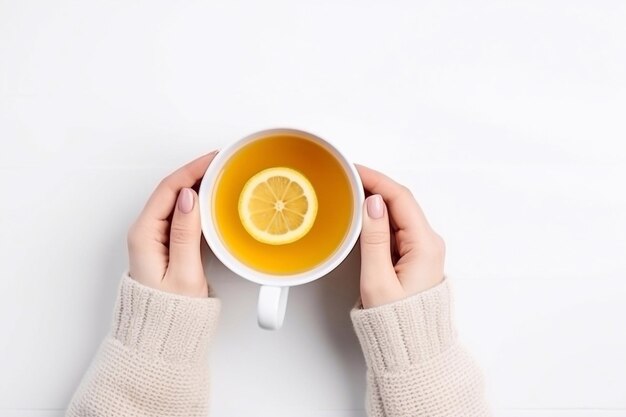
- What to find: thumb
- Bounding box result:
[359,194,403,308]
[167,188,205,284]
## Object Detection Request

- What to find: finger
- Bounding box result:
[140,151,218,222]
[166,188,206,292]
[127,220,169,287]
[356,164,432,236]
[359,194,404,308]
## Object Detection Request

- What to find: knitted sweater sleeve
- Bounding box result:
[350,279,491,417]
[66,272,221,417]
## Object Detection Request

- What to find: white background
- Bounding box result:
[1,0,625,416]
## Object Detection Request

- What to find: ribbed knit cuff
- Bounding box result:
[110,272,221,365]
[350,279,456,374]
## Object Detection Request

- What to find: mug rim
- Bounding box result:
[198,128,364,287]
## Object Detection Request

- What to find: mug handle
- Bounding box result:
[257,285,289,330]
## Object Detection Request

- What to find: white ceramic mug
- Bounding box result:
[199,128,364,330]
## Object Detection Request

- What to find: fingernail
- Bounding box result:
[366,194,384,219]
[178,188,194,213]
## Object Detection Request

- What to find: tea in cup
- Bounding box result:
[199,128,364,330]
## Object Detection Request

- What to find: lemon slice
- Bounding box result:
[238,167,318,245]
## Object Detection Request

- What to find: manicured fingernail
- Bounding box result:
[178,188,194,213]
[366,194,384,219]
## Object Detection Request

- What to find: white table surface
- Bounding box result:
[1,1,625,416]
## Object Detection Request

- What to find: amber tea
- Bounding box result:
[212,133,354,275]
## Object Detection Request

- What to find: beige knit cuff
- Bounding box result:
[110,272,221,365]
[350,278,457,374]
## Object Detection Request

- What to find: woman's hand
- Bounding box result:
[127,151,217,297]
[357,165,445,309]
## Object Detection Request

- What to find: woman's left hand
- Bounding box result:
[127,151,217,297]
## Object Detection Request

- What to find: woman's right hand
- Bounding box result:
[356,165,446,309]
